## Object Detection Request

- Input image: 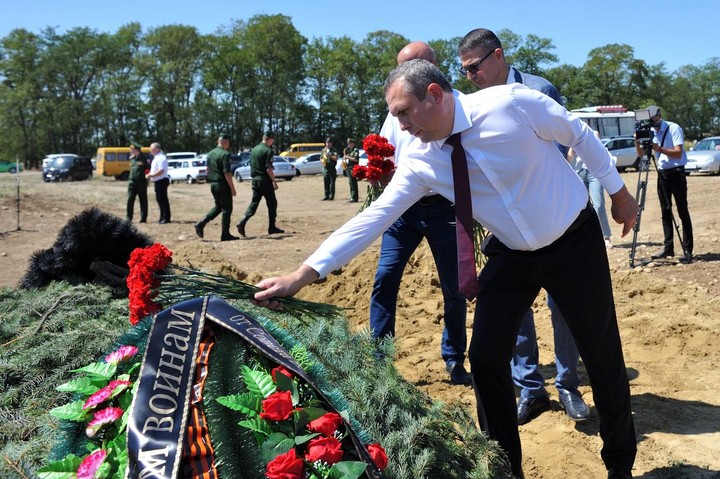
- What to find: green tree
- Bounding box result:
[235,15,306,148]
[0,29,45,166]
[139,24,205,151]
[356,31,409,133]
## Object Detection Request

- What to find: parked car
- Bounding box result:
[0,159,22,173]
[166,151,198,161]
[167,159,207,184]
[42,153,79,181]
[685,136,720,175]
[44,156,93,181]
[234,156,295,182]
[292,152,323,176]
[602,136,639,172]
[230,152,251,173]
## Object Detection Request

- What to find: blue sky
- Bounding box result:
[1,0,715,72]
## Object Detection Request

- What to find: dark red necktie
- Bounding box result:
[446,132,479,301]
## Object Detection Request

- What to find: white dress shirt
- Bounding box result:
[305,83,624,277]
[149,152,169,182]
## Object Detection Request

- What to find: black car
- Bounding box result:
[44,156,94,181]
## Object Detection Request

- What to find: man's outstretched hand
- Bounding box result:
[253,264,320,310]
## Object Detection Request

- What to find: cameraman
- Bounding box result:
[635,105,693,263]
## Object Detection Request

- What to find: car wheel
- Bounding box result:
[235,172,243,182]
[295,170,301,177]
[9,167,16,173]
[284,177,293,181]
[187,176,193,184]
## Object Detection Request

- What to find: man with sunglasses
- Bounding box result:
[458,28,591,428]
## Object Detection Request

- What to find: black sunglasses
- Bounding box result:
[460,49,496,76]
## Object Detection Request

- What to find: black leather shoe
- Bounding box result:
[679,253,693,264]
[221,234,239,241]
[651,249,674,259]
[268,226,285,234]
[237,222,246,237]
[517,395,550,425]
[139,219,147,224]
[607,469,632,479]
[159,219,169,224]
[321,197,329,201]
[558,389,590,422]
[194,222,205,238]
[446,362,472,386]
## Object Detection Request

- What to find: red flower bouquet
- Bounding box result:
[217,361,387,479]
[125,243,343,325]
[352,134,396,208]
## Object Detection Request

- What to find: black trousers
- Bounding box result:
[153,178,171,222]
[657,166,693,254]
[126,181,148,221]
[468,204,636,477]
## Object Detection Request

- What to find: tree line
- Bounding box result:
[1,14,718,168]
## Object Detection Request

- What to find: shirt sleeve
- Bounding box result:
[512,88,625,195]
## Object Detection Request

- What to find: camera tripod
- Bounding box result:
[628,145,689,268]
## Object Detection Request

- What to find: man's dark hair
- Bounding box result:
[384,59,452,100]
[458,28,503,57]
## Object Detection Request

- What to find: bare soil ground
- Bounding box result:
[1,170,719,478]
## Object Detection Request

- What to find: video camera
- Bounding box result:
[634,109,655,152]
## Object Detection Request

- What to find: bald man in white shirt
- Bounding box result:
[253,60,638,479]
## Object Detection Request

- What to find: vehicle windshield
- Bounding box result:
[50,157,72,167]
[693,139,720,151]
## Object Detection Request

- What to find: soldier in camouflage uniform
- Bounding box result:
[126,142,150,223]
[194,134,238,241]
[343,137,360,203]
[320,137,338,201]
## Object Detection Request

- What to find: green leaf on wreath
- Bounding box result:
[127,361,141,376]
[294,406,328,432]
[327,461,368,479]
[96,458,112,479]
[242,365,276,398]
[37,454,83,478]
[71,361,117,380]
[217,392,263,415]
[293,431,320,446]
[274,369,294,392]
[238,416,273,436]
[49,400,89,421]
[260,432,294,463]
[56,376,103,395]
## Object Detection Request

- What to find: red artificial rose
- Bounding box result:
[307,412,342,436]
[266,447,304,479]
[271,365,294,382]
[305,436,344,465]
[260,390,295,421]
[367,443,388,470]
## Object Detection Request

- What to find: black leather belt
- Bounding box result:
[418,194,447,206]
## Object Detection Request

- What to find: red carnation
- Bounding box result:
[307,412,342,436]
[266,447,304,479]
[367,443,388,470]
[126,243,173,324]
[260,390,295,421]
[305,435,344,465]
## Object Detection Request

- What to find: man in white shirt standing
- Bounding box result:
[253,60,638,479]
[146,142,171,224]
